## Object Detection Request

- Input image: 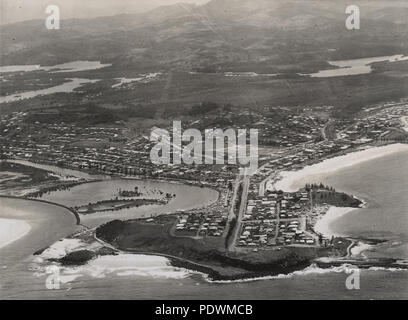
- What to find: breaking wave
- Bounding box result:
[33,253,198,282]
[205,263,407,284]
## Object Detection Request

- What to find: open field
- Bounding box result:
[2,68,408,120]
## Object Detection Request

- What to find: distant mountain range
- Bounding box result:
[1,0,408,116]
[1,0,407,72]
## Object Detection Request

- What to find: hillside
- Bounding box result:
[1,0,407,66]
[1,0,407,116]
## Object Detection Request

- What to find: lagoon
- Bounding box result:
[39,178,219,227]
[307,54,408,78]
[0,78,100,104]
[1,148,407,299]
[0,60,111,74]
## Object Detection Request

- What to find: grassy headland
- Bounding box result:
[95,215,351,280]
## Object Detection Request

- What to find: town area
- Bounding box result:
[1,98,407,252]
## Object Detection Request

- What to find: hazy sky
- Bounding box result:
[0,0,209,25]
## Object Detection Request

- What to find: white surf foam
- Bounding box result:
[206,263,407,284]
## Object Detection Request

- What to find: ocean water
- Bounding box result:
[1,150,407,299]
[4,267,407,300]
[0,198,78,299]
[314,149,408,260]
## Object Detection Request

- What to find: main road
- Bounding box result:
[228,174,250,251]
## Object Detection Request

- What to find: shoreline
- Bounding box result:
[4,159,108,180]
[401,116,408,132]
[4,146,407,283]
[6,158,222,190]
[271,143,408,254]
[87,233,316,282]
[0,195,81,225]
[0,218,31,249]
[272,143,408,193]
[64,231,406,283]
[313,206,357,239]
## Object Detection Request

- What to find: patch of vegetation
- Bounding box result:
[188,102,220,116]
[305,183,362,207]
[95,217,332,280]
[25,104,121,126]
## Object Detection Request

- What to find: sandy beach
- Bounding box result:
[402,116,408,132]
[269,143,408,241]
[271,143,408,192]
[350,242,374,257]
[313,207,357,238]
[0,218,31,249]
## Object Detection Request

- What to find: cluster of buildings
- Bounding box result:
[236,184,317,248]
[174,213,204,236]
[238,221,277,248]
[191,106,329,148]
[275,220,316,246]
[174,207,229,238]
[0,112,235,187]
[233,101,407,250]
[173,183,232,238]
[336,100,408,142]
[237,215,316,248]
[1,100,406,251]
[257,109,328,147]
